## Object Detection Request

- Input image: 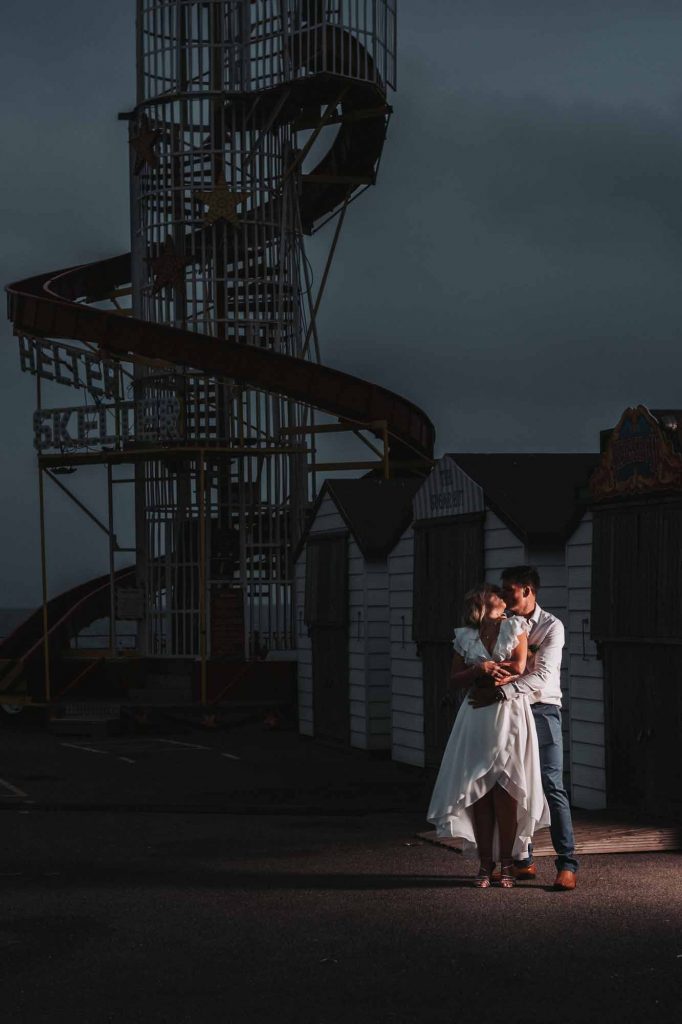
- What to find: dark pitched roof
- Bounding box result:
[445,453,601,544]
[297,478,422,561]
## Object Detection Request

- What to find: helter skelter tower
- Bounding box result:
[5,2,434,710]
[128,1,399,668]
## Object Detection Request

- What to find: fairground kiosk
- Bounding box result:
[585,405,682,822]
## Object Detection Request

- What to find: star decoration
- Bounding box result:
[195,174,249,225]
[130,116,163,174]
[145,237,192,296]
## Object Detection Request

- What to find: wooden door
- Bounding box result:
[311,625,349,744]
[413,514,484,767]
[304,534,349,745]
[593,499,682,821]
[604,643,682,821]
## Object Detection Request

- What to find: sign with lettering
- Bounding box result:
[590,405,682,500]
[17,334,123,399]
[33,398,181,451]
[412,455,485,521]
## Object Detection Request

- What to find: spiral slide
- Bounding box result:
[2,16,435,705]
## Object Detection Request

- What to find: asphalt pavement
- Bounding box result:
[0,715,680,1023]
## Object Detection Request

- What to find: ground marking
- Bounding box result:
[60,742,135,764]
[0,777,28,798]
[220,752,241,761]
[60,742,108,755]
[149,738,210,751]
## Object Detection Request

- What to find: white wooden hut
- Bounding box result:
[295,478,419,750]
[565,405,682,821]
[388,453,600,809]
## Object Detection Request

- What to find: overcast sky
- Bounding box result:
[2,0,682,604]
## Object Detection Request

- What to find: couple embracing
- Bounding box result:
[427,566,579,890]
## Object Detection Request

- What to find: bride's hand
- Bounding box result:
[479,660,498,676]
[495,673,518,686]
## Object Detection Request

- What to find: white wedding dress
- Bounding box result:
[427,616,550,860]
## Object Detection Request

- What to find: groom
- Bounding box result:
[469,565,579,891]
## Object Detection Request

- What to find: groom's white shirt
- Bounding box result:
[500,603,564,706]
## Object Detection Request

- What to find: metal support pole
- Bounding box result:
[198,453,207,705]
[382,421,390,480]
[107,463,116,655]
[301,197,349,359]
[38,465,50,703]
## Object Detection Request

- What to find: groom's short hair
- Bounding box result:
[501,565,540,593]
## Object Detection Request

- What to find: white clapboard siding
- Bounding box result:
[297,492,392,750]
[483,510,526,579]
[526,545,571,787]
[388,527,424,766]
[566,511,606,809]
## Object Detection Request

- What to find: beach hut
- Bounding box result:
[295,478,420,749]
[567,406,682,820]
[388,453,599,785]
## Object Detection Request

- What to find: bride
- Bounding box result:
[427,583,550,888]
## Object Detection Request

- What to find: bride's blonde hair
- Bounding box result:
[463,583,503,628]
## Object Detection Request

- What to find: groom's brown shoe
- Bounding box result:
[553,870,577,891]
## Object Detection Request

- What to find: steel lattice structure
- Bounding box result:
[130,0,397,663]
[4,1,436,709]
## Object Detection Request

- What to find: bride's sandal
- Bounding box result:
[499,860,516,889]
[473,861,495,888]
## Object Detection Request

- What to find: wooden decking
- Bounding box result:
[418,812,682,856]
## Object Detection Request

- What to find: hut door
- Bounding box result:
[305,534,349,745]
[593,500,682,821]
[604,643,682,820]
[413,514,484,768]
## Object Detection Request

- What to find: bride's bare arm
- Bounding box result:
[491,634,528,685]
[450,651,496,688]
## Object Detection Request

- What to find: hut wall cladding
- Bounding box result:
[296,493,391,749]
[566,512,606,809]
[388,526,425,766]
[524,544,572,784]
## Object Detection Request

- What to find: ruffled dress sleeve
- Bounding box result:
[497,616,531,660]
[452,626,478,663]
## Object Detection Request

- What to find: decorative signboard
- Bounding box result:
[17,334,124,399]
[33,398,181,451]
[412,455,485,521]
[590,405,682,500]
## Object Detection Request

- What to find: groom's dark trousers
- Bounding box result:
[516,703,579,873]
